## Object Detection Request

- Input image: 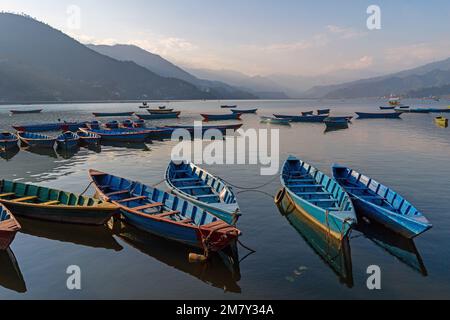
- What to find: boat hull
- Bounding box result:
[136,112,181,120]
[0,205,21,250]
[201,114,242,121]
[93,112,135,117]
[274,115,328,123]
[18,133,56,149]
[10,109,43,114]
[356,112,402,119]
[81,129,147,142]
[231,109,258,114]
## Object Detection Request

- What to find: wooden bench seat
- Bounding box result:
[133,202,163,211]
[41,201,60,206]
[0,193,15,198]
[12,196,38,203]
[178,185,211,191]
[116,196,146,204]
[156,211,180,218]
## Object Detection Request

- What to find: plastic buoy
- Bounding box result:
[189,253,208,263]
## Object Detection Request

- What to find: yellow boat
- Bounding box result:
[435,116,448,128]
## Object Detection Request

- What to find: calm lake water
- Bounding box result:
[1,99,450,299]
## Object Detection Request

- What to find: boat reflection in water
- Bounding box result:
[23,146,58,159]
[356,220,428,276]
[0,249,27,293]
[56,147,80,160]
[102,141,150,151]
[276,193,354,287]
[0,147,20,161]
[18,217,123,251]
[109,219,242,293]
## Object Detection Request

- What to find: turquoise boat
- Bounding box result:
[275,156,357,240]
[79,128,148,142]
[89,170,241,253]
[0,133,19,151]
[166,161,240,225]
[332,164,432,239]
[17,132,56,149]
[260,117,291,125]
[56,132,80,150]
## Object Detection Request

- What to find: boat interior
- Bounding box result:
[283,159,352,212]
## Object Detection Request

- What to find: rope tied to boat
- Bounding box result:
[79,181,94,197]
[218,175,279,191]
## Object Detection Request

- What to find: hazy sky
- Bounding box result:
[3,0,450,76]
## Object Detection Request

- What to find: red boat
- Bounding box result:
[0,204,21,250]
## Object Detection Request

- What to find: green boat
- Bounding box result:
[0,180,118,225]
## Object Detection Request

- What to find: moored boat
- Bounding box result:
[380,106,395,110]
[89,170,241,253]
[17,132,56,149]
[302,111,314,116]
[201,113,242,122]
[93,112,135,117]
[317,109,331,115]
[221,105,237,109]
[275,156,357,240]
[12,122,86,132]
[122,119,134,128]
[79,128,148,142]
[356,112,402,119]
[56,131,80,150]
[136,112,181,120]
[10,109,43,115]
[435,116,448,128]
[105,120,120,129]
[397,108,432,114]
[0,132,19,151]
[166,161,240,225]
[147,108,175,114]
[87,121,101,130]
[0,180,117,225]
[324,117,350,129]
[77,130,101,146]
[168,124,243,133]
[332,164,432,239]
[133,119,146,128]
[274,114,328,123]
[260,117,291,125]
[230,109,258,114]
[0,204,21,250]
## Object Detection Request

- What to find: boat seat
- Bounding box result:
[310,199,338,203]
[41,201,60,206]
[360,195,387,201]
[346,186,367,191]
[0,193,15,198]
[133,203,163,211]
[156,211,180,218]
[178,186,211,191]
[172,178,201,183]
[106,190,130,197]
[289,184,323,189]
[11,196,38,203]
[288,179,316,183]
[179,218,193,224]
[116,196,147,203]
[195,194,219,199]
[297,192,332,196]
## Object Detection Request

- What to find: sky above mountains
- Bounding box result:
[3,0,450,77]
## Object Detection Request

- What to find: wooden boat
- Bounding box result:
[398,106,410,109]
[389,98,401,106]
[136,112,181,120]
[56,131,80,150]
[0,132,19,151]
[230,109,258,114]
[429,108,450,113]
[260,117,291,125]
[302,111,314,116]
[275,156,356,240]
[0,204,21,250]
[332,164,432,239]
[17,132,56,149]
[274,114,328,123]
[317,109,331,115]
[147,108,175,114]
[79,128,147,142]
[89,170,241,253]
[435,116,448,128]
[221,105,237,109]
[12,122,86,132]
[0,180,117,225]
[201,113,242,121]
[77,130,101,146]
[93,112,135,117]
[10,109,43,115]
[133,119,146,128]
[105,120,120,129]
[166,161,240,225]
[122,119,134,128]
[398,108,432,114]
[324,117,349,129]
[87,121,101,130]
[169,124,243,133]
[139,102,149,109]
[380,106,395,110]
[356,112,402,119]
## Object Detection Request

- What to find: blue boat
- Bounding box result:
[136,112,181,120]
[133,119,146,128]
[0,133,19,151]
[302,111,314,116]
[166,161,240,225]
[231,109,258,114]
[397,108,432,114]
[356,112,402,119]
[380,106,396,110]
[77,130,101,146]
[168,124,243,134]
[274,114,328,123]
[87,121,101,130]
[201,113,242,121]
[260,117,291,125]
[56,132,80,150]
[324,118,349,130]
[332,164,432,239]
[12,122,86,132]
[275,156,357,240]
[79,128,147,142]
[93,112,135,117]
[122,119,134,128]
[105,121,120,129]
[89,170,241,253]
[17,132,56,149]
[429,108,450,113]
[317,109,331,115]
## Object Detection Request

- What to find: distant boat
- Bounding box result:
[0,204,21,250]
[380,106,396,110]
[260,117,291,125]
[302,111,314,116]
[139,102,149,109]
[105,121,120,129]
[230,109,258,114]
[275,156,357,240]
[17,132,56,149]
[87,121,101,130]
[147,108,175,114]
[77,130,101,146]
[389,97,402,106]
[12,122,86,132]
[397,108,432,114]
[274,114,328,123]
[79,128,148,142]
[221,105,237,109]
[56,132,80,150]
[0,133,19,151]
[133,119,146,128]
[332,164,432,239]
[93,112,135,117]
[0,180,117,225]
[168,124,243,133]
[121,119,134,128]
[10,109,43,115]
[201,113,242,121]
[435,116,448,128]
[136,112,181,120]
[89,170,241,253]
[429,108,450,113]
[166,161,241,225]
[324,117,349,130]
[356,112,402,119]
[317,109,331,115]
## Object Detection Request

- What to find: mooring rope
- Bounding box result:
[218,175,279,191]
[79,181,94,197]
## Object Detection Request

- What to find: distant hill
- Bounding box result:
[303,57,450,99]
[0,13,216,103]
[87,44,257,100]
